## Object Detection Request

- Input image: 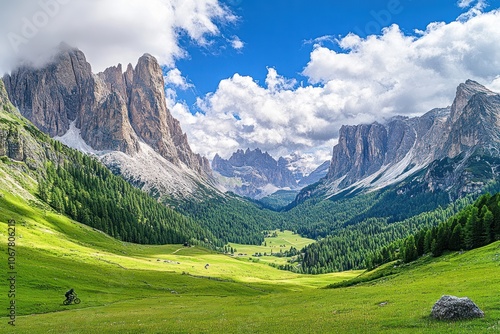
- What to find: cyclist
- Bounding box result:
[64,288,76,303]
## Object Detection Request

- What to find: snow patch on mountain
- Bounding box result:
[100,141,212,199]
[54,121,100,154]
[54,122,216,199]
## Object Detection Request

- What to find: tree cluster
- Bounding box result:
[177,195,283,245]
[278,181,500,274]
[38,151,219,246]
[367,192,500,268]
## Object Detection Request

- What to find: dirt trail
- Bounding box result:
[281,238,297,246]
[172,248,184,254]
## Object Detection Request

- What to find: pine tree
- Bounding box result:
[430,239,438,257]
[415,230,426,256]
[449,224,462,251]
[424,229,433,254]
[464,207,479,249]
[403,235,418,263]
[482,208,493,245]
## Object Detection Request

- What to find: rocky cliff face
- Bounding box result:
[3,47,92,138]
[213,148,297,198]
[0,80,24,162]
[212,148,328,199]
[309,80,500,201]
[326,107,450,190]
[0,79,53,171]
[3,46,212,198]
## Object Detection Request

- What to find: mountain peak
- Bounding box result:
[139,53,155,60]
[3,47,213,199]
[135,54,160,74]
[305,80,500,203]
[460,79,493,95]
[212,148,298,198]
[56,41,76,53]
[451,79,496,123]
[212,148,330,199]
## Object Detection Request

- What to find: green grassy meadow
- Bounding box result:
[1,188,499,333]
[227,230,315,266]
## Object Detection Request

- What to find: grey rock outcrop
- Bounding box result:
[326,107,451,188]
[3,45,92,137]
[213,148,297,198]
[431,295,484,320]
[213,148,331,199]
[0,79,52,170]
[3,46,210,175]
[0,80,24,161]
[317,80,500,199]
[3,46,212,198]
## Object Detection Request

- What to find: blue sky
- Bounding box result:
[1,0,500,170]
[174,0,480,106]
[162,0,500,168]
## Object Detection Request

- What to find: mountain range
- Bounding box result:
[3,45,500,212]
[3,44,500,278]
[292,80,500,205]
[212,148,329,199]
[2,45,331,204]
[2,44,215,201]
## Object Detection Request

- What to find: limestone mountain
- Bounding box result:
[298,160,330,187]
[212,148,295,198]
[297,80,500,204]
[212,148,328,199]
[3,45,214,199]
[0,79,42,167]
[0,77,226,247]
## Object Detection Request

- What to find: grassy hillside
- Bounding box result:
[0,79,226,249]
[227,230,314,266]
[1,187,499,333]
[1,78,499,333]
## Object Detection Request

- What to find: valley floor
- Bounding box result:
[0,191,499,333]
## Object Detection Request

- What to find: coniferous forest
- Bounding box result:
[37,140,500,275]
[31,122,500,275]
[176,196,283,245]
[366,192,500,268]
[276,182,500,274]
[36,140,223,247]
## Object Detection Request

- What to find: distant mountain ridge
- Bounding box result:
[212,148,328,199]
[296,80,500,204]
[3,45,216,200]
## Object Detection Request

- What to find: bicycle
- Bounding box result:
[63,293,81,305]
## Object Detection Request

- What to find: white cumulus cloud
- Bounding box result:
[0,0,236,74]
[458,0,478,8]
[164,68,193,90]
[171,9,500,164]
[229,36,244,50]
[457,0,488,20]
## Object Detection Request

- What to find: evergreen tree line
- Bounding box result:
[177,195,284,245]
[277,185,500,274]
[282,188,450,240]
[367,192,500,268]
[38,147,221,247]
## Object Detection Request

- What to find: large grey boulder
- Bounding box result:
[431,295,484,320]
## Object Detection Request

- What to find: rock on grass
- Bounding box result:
[431,295,484,320]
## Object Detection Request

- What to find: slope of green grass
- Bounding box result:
[227,230,314,266]
[1,187,499,333]
[0,189,358,320]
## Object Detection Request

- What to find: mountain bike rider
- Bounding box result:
[65,288,76,302]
